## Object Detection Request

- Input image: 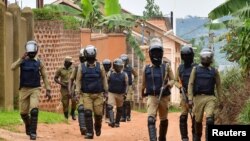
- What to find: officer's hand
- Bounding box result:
[188,100,193,109]
[21,52,28,59]
[46,89,52,101]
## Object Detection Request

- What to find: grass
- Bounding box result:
[237,100,250,124]
[0,110,65,129]
[134,105,181,113]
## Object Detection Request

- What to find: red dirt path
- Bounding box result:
[0,111,205,141]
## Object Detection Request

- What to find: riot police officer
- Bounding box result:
[188,48,222,141]
[54,56,75,120]
[107,58,128,128]
[68,48,86,135]
[75,45,108,139]
[120,54,138,122]
[175,45,196,141]
[141,37,175,141]
[102,59,112,123]
[11,40,51,140]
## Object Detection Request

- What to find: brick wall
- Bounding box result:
[34,21,81,112]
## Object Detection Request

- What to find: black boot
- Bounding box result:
[94,115,102,136]
[30,108,39,140]
[64,111,68,119]
[21,114,30,135]
[78,105,86,135]
[206,117,214,141]
[126,101,131,121]
[115,107,123,127]
[107,105,115,127]
[84,109,94,139]
[148,116,157,141]
[159,119,168,141]
[120,102,126,122]
[71,108,76,120]
[180,115,188,141]
[105,103,109,119]
[194,122,202,141]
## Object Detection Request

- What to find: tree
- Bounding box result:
[104,0,121,16]
[143,0,163,18]
[208,0,250,73]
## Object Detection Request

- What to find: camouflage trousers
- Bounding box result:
[61,87,77,112]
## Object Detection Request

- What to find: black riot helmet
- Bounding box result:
[84,45,97,64]
[120,54,129,66]
[149,37,163,66]
[79,48,86,63]
[200,48,213,67]
[113,58,124,73]
[25,40,38,59]
[102,59,112,72]
[181,45,194,66]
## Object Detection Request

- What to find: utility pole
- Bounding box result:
[36,0,44,8]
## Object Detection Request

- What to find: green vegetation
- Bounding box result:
[0,110,65,128]
[215,68,250,124]
[237,100,250,124]
[208,0,250,73]
[33,4,81,29]
[143,0,163,18]
[135,105,181,113]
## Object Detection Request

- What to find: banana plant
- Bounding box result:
[208,0,250,73]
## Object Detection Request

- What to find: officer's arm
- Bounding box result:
[124,73,129,94]
[132,68,138,85]
[75,64,82,94]
[166,65,175,88]
[54,69,61,85]
[174,67,182,89]
[68,67,77,94]
[40,60,51,90]
[215,69,222,101]
[100,65,108,92]
[140,66,146,97]
[11,58,23,70]
[188,67,196,100]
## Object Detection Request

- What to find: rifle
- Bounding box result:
[157,63,170,104]
[180,84,193,119]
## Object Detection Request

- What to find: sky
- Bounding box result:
[9,0,226,18]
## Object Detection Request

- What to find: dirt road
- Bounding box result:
[0,111,205,141]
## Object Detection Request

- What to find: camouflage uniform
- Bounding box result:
[55,65,76,118]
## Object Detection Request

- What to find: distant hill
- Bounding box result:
[176,16,236,70]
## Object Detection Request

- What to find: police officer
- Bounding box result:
[54,56,75,120]
[102,59,112,123]
[68,48,86,135]
[11,40,52,140]
[75,45,108,139]
[175,45,196,141]
[141,37,175,141]
[107,58,128,128]
[120,54,138,122]
[188,48,222,141]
